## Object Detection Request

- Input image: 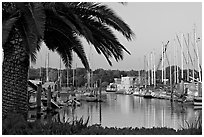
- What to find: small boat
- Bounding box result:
[194,96,202,106]
[85,94,98,102]
[133,90,140,96]
[158,92,168,99]
[67,99,81,106]
[106,84,117,92]
[124,89,133,95]
[116,89,126,94]
[143,90,153,98]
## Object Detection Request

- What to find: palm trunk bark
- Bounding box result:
[2,28,29,119]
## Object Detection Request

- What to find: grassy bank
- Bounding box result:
[2,113,202,135]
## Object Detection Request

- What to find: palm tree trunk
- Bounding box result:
[2,28,29,119]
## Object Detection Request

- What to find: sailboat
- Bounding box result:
[143,53,153,99]
[192,26,202,107]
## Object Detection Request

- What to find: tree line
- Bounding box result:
[29,66,201,88]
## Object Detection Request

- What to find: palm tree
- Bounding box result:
[2,2,134,119]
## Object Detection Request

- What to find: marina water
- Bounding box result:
[53,92,201,130]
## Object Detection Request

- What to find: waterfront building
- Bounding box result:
[117,76,135,91]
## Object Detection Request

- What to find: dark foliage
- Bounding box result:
[2,113,202,135]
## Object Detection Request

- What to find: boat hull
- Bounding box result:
[106,89,117,92]
[194,97,202,106]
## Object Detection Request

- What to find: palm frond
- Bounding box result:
[44,28,73,68]
[44,17,89,69]
[15,2,45,62]
[43,2,133,68]
[71,34,90,70]
[66,2,135,40]
[79,16,130,65]
[49,3,95,44]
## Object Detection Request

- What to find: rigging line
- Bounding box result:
[183,34,194,66]
[162,42,170,66]
[156,41,169,71]
[176,34,187,64]
[190,40,202,71]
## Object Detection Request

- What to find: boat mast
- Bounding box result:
[151,52,153,86]
[194,25,201,82]
[162,44,164,84]
[169,49,172,89]
[181,33,184,81]
[192,28,195,82]
[144,55,147,88]
[176,39,179,83]
[59,57,62,88]
[138,58,141,85]
[46,52,49,82]
[163,44,166,85]
[139,69,140,85]
[76,63,77,88]
[173,39,176,84]
[186,33,190,82]
[67,59,69,87]
[73,64,75,88]
[153,50,156,88]
[147,54,150,86]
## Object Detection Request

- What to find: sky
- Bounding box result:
[30,2,202,71]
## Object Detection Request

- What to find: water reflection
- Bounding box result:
[29,93,202,130]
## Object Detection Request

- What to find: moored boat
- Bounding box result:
[194,96,202,106]
[85,94,99,102]
[143,90,153,98]
[106,83,117,92]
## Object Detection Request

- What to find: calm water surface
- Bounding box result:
[54,93,201,130]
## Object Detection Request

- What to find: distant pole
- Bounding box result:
[36,84,42,119]
[47,85,51,111]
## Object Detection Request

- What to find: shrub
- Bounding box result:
[2,113,202,135]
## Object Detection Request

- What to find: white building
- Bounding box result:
[117,76,135,91]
